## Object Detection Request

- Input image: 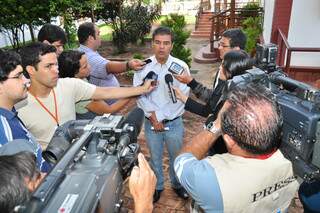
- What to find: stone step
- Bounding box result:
[192,31,211,35]
[193,44,220,64]
[197,22,211,25]
[190,34,211,39]
[198,21,211,25]
[197,26,211,31]
[199,16,212,19]
[199,18,212,22]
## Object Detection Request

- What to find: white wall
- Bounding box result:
[262,0,275,43]
[262,0,291,65]
[288,0,320,67]
[162,0,200,15]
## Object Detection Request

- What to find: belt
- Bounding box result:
[145,116,180,124]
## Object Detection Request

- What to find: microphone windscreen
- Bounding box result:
[145,71,157,80]
[165,73,173,83]
[121,107,144,138]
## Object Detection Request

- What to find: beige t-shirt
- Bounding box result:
[18,78,96,146]
[75,78,91,115]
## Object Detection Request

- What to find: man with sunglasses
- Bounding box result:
[0,50,51,172]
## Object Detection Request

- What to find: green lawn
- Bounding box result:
[98,23,113,41]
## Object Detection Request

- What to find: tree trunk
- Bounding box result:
[91,9,95,23]
[28,24,35,41]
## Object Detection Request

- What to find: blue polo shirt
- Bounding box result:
[0,107,51,172]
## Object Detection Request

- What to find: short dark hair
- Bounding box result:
[0,50,22,81]
[58,50,85,78]
[222,28,247,50]
[19,42,56,76]
[222,50,253,79]
[0,151,39,213]
[152,26,174,42]
[221,83,282,155]
[37,24,67,45]
[77,22,96,45]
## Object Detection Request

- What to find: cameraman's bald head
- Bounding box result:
[221,83,282,155]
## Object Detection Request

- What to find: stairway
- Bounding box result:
[191,11,213,39]
[192,11,220,63]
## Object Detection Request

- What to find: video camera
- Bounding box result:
[226,43,320,181]
[21,108,144,213]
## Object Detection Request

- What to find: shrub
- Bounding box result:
[240,2,261,18]
[111,2,160,53]
[161,14,192,67]
[243,16,263,55]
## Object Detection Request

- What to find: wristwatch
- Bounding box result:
[205,121,221,135]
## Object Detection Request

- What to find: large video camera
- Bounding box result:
[21,108,144,213]
[227,43,320,181]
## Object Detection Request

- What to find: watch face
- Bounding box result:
[206,121,220,135]
[207,121,214,129]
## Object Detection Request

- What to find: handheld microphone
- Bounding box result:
[165,74,177,103]
[141,71,158,86]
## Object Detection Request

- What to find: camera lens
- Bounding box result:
[43,137,71,164]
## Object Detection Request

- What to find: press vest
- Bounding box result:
[204,150,299,213]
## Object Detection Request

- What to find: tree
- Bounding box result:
[0,0,51,48]
[99,0,160,53]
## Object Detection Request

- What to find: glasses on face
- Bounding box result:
[218,42,231,48]
[8,71,26,79]
[0,71,26,82]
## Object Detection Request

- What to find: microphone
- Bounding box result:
[165,74,177,103]
[140,71,158,86]
[117,107,144,150]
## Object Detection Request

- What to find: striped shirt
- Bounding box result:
[0,108,51,172]
[78,44,119,104]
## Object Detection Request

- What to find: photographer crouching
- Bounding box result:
[174,83,299,212]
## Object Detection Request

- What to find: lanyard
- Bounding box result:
[30,89,59,126]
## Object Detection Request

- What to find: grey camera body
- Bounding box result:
[22,110,143,213]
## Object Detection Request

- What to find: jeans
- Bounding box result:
[298,181,320,213]
[144,117,184,190]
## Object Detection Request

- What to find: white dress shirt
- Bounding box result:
[133,55,190,122]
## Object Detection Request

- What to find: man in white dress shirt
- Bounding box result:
[133,26,190,203]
